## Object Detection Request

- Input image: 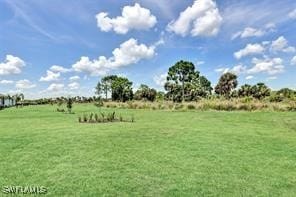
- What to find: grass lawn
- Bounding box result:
[0,104,296,196]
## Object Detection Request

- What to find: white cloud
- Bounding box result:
[196,61,205,66]
[167,0,222,37]
[266,76,277,81]
[40,70,61,82]
[50,65,71,73]
[15,79,36,89]
[47,83,64,92]
[215,67,228,73]
[232,27,264,40]
[96,3,157,34]
[72,38,155,76]
[270,36,295,53]
[153,73,167,87]
[0,55,25,75]
[69,76,80,81]
[0,80,14,84]
[232,23,275,40]
[68,82,80,90]
[289,9,296,19]
[246,75,254,80]
[234,43,265,59]
[72,56,109,76]
[291,56,296,65]
[248,57,284,75]
[215,64,247,75]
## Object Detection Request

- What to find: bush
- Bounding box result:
[187,104,196,110]
[94,100,104,108]
[78,111,134,124]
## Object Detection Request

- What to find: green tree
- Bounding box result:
[96,75,118,99]
[156,91,165,101]
[276,88,295,99]
[251,83,271,100]
[111,77,133,102]
[215,72,238,98]
[166,60,200,102]
[198,76,213,97]
[134,84,157,102]
[238,84,253,97]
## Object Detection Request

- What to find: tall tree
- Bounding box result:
[198,76,213,97]
[166,60,200,102]
[167,61,199,101]
[111,77,133,102]
[215,72,238,98]
[96,75,118,99]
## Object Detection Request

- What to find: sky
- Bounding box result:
[0,0,296,99]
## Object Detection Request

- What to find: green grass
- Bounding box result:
[0,104,296,196]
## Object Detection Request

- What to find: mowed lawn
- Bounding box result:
[0,104,296,196]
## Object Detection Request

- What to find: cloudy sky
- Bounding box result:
[0,0,296,98]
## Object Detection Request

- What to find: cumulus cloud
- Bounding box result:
[15,79,36,89]
[47,83,64,92]
[215,64,247,75]
[153,73,167,87]
[291,56,296,65]
[50,65,71,73]
[248,57,285,75]
[40,70,61,82]
[0,55,26,75]
[96,3,157,34]
[270,36,295,53]
[232,23,275,40]
[69,76,80,81]
[68,82,80,90]
[289,9,296,19]
[0,80,14,84]
[234,43,265,59]
[72,38,156,76]
[167,0,222,37]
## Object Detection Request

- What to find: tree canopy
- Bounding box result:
[165,60,212,102]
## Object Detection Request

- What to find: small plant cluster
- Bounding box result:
[56,108,65,113]
[78,111,135,124]
[56,98,74,114]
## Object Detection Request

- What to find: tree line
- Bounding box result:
[95,60,296,102]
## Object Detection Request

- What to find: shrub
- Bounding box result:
[131,115,135,123]
[66,98,73,113]
[78,111,134,123]
[83,114,88,122]
[187,104,196,110]
[95,113,99,122]
[89,113,94,123]
[57,108,65,113]
[94,100,104,108]
[107,112,116,122]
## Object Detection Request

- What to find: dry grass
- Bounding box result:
[103,99,296,112]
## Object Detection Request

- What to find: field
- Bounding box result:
[0,104,296,196]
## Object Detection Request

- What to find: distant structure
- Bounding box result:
[0,94,16,108]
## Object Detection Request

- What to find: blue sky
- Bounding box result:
[0,0,296,98]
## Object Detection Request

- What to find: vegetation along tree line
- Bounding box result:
[95,60,296,103]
